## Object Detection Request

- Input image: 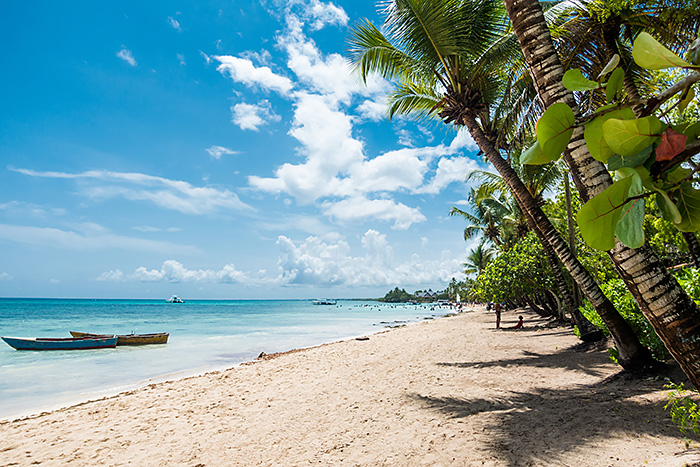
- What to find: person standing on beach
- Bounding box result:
[494,302,502,329]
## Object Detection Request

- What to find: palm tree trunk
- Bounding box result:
[504,0,700,386]
[464,114,652,370]
[683,232,700,269]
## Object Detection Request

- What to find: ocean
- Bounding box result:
[0,298,450,420]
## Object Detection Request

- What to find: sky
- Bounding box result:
[0,0,487,299]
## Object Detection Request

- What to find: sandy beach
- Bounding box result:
[1,306,698,467]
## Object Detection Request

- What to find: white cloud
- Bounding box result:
[306,0,348,30]
[356,99,387,122]
[321,197,426,230]
[176,53,186,66]
[414,156,482,194]
[0,223,199,254]
[215,55,293,94]
[276,230,463,287]
[130,260,251,284]
[168,16,182,32]
[12,168,253,214]
[97,270,124,281]
[0,272,12,281]
[206,145,239,159]
[231,101,281,131]
[116,46,137,66]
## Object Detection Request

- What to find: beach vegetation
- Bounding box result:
[665,382,700,438]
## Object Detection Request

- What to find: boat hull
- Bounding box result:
[70,331,169,346]
[1,336,118,351]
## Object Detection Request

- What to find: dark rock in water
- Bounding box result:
[257,352,266,359]
[355,337,370,341]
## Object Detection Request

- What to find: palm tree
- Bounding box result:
[502,0,700,387]
[463,243,494,275]
[348,0,646,361]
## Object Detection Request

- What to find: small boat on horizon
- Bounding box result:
[166,295,185,303]
[70,331,169,346]
[312,299,337,305]
[1,336,118,351]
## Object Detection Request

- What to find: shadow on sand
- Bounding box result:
[414,339,696,466]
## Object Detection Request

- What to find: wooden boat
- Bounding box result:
[1,336,117,351]
[70,331,169,346]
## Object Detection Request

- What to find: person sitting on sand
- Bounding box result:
[513,316,523,330]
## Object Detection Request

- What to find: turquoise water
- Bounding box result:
[0,298,450,420]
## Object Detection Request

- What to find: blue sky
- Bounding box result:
[0,0,486,299]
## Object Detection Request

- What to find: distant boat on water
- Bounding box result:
[312,299,337,305]
[1,336,118,351]
[70,331,169,346]
[166,295,185,303]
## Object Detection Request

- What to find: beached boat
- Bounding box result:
[312,299,337,305]
[70,331,169,346]
[1,336,118,351]
[166,295,185,303]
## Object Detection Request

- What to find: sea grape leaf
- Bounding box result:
[605,68,624,102]
[520,141,553,165]
[676,121,700,142]
[536,103,575,160]
[666,166,693,186]
[633,32,693,70]
[615,169,645,249]
[602,116,664,157]
[607,145,653,171]
[675,183,700,232]
[563,69,600,91]
[656,127,688,161]
[599,54,620,78]
[584,107,635,162]
[577,174,637,250]
[656,189,682,224]
[679,87,695,114]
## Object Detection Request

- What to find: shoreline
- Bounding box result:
[1,306,697,466]
[1,307,458,423]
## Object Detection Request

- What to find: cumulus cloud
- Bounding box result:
[231,101,281,131]
[215,56,293,94]
[12,168,252,214]
[321,197,426,230]
[276,230,463,287]
[102,260,255,284]
[206,145,239,159]
[116,46,137,66]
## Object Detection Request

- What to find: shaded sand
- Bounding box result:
[1,306,699,467]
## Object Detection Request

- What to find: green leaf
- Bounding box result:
[675,183,700,232]
[675,121,700,142]
[584,107,635,162]
[679,87,695,114]
[656,189,682,224]
[577,175,637,250]
[605,68,624,102]
[520,141,553,165]
[563,69,600,91]
[607,145,653,171]
[615,170,645,248]
[602,116,664,157]
[536,102,575,160]
[633,32,692,70]
[599,55,620,78]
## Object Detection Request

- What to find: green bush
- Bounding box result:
[675,267,700,305]
[665,382,700,438]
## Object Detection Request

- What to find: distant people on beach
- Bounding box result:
[494,302,502,329]
[513,316,523,330]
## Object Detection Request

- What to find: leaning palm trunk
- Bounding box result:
[463,114,652,369]
[503,0,700,386]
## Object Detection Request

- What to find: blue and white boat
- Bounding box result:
[1,336,118,351]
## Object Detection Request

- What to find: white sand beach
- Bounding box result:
[1,306,698,466]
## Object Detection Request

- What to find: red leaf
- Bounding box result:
[656,128,688,161]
